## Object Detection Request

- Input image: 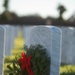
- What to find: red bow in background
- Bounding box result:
[18,52,34,75]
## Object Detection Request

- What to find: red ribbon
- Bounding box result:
[19,52,34,75]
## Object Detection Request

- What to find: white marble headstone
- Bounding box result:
[13,26,19,38]
[72,27,75,64]
[4,25,15,56]
[23,26,35,45]
[0,26,5,75]
[10,26,19,49]
[25,26,62,75]
[61,27,74,64]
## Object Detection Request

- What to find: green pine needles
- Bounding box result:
[24,44,50,75]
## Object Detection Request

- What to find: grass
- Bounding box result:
[60,65,75,75]
[4,30,75,75]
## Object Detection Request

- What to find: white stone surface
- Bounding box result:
[23,26,35,46]
[10,26,19,49]
[72,27,75,64]
[4,25,16,56]
[4,25,12,56]
[0,26,5,75]
[24,26,62,75]
[60,27,74,64]
[13,26,19,38]
[3,25,20,56]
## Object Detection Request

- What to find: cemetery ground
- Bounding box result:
[4,32,75,75]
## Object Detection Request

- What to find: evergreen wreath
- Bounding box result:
[7,44,50,75]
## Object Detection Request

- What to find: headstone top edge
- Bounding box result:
[0,25,5,30]
[47,26,62,31]
[30,25,62,32]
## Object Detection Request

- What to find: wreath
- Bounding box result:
[7,45,50,75]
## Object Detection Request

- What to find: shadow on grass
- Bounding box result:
[61,72,75,75]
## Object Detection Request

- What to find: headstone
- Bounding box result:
[72,27,75,64]
[10,25,19,49]
[0,26,5,75]
[4,25,15,56]
[23,26,35,45]
[61,27,74,64]
[25,26,62,75]
[13,26,19,37]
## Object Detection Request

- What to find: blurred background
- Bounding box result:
[0,0,75,26]
[2,0,75,75]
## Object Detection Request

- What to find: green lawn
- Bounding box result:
[4,31,75,75]
[60,65,75,75]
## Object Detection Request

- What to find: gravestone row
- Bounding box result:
[2,25,75,75]
[23,26,75,64]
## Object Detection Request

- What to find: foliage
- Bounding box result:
[1,0,12,21]
[0,10,12,21]
[60,65,75,75]
[24,45,50,75]
[3,0,9,10]
[61,72,75,75]
[57,4,66,20]
[6,45,50,75]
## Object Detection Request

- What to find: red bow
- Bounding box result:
[18,52,34,75]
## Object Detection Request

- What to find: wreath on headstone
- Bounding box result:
[7,45,50,75]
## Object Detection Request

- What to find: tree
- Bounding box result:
[3,0,9,11]
[57,4,66,20]
[1,0,12,21]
